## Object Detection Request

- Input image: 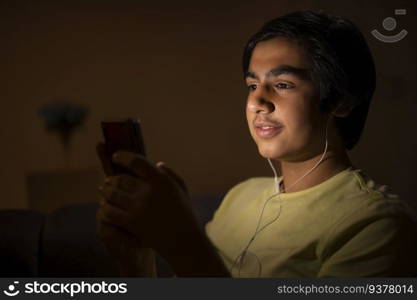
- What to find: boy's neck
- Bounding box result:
[278,147,353,193]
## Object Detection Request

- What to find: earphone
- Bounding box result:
[230,104,342,277]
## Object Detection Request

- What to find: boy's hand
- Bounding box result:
[96,144,230,277]
[96,206,156,277]
[96,143,156,276]
[97,151,200,258]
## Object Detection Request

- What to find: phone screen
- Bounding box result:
[101,118,146,174]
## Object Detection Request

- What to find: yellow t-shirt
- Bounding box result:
[205,167,417,277]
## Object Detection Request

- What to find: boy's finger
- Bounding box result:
[98,184,135,211]
[112,151,157,179]
[99,201,132,232]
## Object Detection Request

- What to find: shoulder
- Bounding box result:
[321,168,417,225]
[320,177,417,265]
[318,169,417,252]
[341,169,416,221]
[328,173,417,237]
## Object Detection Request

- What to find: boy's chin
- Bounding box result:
[258,145,283,160]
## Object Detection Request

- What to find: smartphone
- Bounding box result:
[101,118,146,174]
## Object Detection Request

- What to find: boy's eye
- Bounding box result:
[246,82,294,91]
[275,82,293,89]
[247,84,257,91]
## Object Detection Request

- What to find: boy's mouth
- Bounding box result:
[254,121,284,138]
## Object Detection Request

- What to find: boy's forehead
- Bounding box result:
[249,37,310,73]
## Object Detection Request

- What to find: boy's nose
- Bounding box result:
[247,98,275,114]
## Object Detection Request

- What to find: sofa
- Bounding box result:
[0,195,223,277]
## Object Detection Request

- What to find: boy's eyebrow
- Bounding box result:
[245,65,311,80]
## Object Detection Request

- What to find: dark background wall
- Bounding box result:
[0,0,416,211]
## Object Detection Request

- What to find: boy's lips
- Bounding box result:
[254,121,284,139]
[255,126,284,138]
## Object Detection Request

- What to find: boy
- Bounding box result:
[97,10,417,277]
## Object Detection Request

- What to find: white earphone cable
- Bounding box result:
[230,113,334,277]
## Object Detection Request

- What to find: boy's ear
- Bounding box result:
[332,103,355,118]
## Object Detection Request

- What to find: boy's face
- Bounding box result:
[245,37,329,162]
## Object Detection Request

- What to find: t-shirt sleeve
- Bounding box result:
[318,204,417,277]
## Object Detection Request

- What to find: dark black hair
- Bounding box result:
[242,10,376,150]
